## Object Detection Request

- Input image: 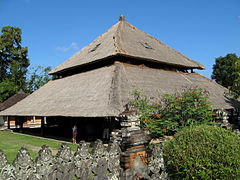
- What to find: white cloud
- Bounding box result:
[56,42,79,52]
[238,16,240,19]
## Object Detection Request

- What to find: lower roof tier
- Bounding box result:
[0,63,238,117]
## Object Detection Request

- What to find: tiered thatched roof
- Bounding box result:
[49,17,204,75]
[0,63,237,117]
[0,17,237,117]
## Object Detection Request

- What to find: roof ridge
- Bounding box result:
[113,21,122,54]
[124,21,205,69]
[50,18,206,75]
[49,22,121,74]
[107,63,123,114]
[78,21,120,55]
[115,21,127,54]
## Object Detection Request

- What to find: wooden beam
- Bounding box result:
[7,116,10,129]
[19,117,23,133]
[41,116,46,137]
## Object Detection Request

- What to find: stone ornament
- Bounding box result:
[55,143,75,180]
[74,141,93,180]
[148,144,168,180]
[91,139,109,179]
[13,147,36,180]
[0,138,169,180]
[35,145,57,180]
[107,139,121,176]
[0,150,16,180]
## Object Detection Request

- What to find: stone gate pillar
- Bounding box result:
[119,111,151,179]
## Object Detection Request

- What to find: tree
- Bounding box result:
[230,59,240,98]
[26,66,52,93]
[164,125,240,179]
[0,26,30,103]
[129,88,214,137]
[211,53,239,89]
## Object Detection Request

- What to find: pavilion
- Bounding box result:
[0,16,238,139]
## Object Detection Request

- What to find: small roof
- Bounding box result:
[0,64,236,117]
[0,90,28,111]
[49,17,204,75]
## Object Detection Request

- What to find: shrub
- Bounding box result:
[163,125,240,179]
[129,88,214,137]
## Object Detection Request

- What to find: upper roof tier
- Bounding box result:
[49,16,205,75]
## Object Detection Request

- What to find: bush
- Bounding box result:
[129,88,214,137]
[163,125,240,179]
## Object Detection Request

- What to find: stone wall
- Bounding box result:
[0,139,168,180]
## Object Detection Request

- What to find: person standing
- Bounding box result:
[72,125,77,144]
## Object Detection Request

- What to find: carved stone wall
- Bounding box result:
[0,140,168,180]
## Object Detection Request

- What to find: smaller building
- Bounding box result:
[0,90,41,128]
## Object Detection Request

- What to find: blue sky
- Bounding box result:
[0,0,239,78]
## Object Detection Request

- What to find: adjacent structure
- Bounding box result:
[0,90,41,129]
[0,16,238,138]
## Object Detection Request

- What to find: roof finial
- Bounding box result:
[119,14,125,21]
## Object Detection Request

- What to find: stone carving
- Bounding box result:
[74,140,93,180]
[91,139,109,179]
[107,139,121,178]
[35,145,57,180]
[13,147,36,180]
[0,138,170,180]
[148,144,168,180]
[0,149,16,179]
[0,150,9,169]
[216,109,231,129]
[55,143,75,180]
[122,155,150,180]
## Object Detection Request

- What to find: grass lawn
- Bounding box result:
[0,131,78,163]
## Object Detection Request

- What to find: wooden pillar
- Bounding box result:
[41,116,46,137]
[19,117,23,133]
[7,116,10,129]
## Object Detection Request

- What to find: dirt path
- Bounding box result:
[26,144,59,155]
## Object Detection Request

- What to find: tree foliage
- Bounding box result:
[230,59,240,98]
[26,66,52,94]
[0,26,52,103]
[129,88,214,137]
[0,26,30,103]
[164,125,240,179]
[211,53,240,91]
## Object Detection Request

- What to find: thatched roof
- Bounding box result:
[0,90,28,111]
[0,63,237,117]
[49,18,204,75]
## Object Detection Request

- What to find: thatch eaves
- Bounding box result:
[49,18,204,75]
[0,64,237,117]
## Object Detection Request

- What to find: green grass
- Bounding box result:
[0,131,78,163]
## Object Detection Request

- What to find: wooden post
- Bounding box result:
[7,116,10,129]
[41,116,46,137]
[19,117,23,133]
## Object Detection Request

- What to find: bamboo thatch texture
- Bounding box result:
[0,63,237,117]
[49,20,204,75]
